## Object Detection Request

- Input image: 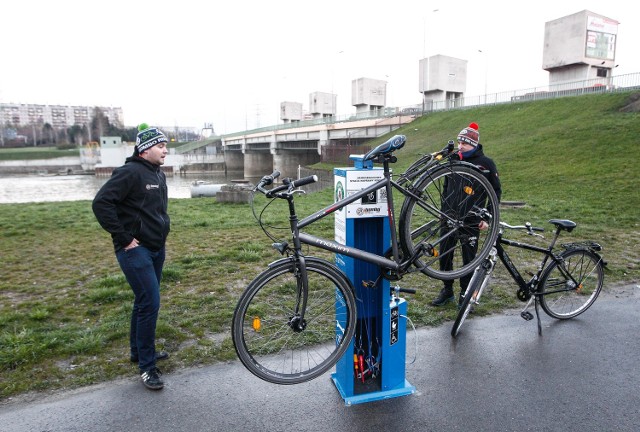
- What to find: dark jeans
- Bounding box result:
[439,227,479,295]
[116,245,165,372]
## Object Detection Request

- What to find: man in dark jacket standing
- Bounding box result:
[92,124,170,390]
[431,122,502,307]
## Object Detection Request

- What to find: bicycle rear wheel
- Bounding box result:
[232,257,356,384]
[399,163,500,281]
[451,265,490,337]
[538,248,604,319]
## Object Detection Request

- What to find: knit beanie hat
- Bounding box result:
[135,123,168,154]
[457,122,480,147]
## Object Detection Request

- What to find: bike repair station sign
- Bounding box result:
[333,167,388,245]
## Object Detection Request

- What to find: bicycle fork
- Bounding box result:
[289,255,309,332]
[464,247,497,306]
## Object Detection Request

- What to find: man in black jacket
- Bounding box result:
[92,124,170,390]
[431,122,502,307]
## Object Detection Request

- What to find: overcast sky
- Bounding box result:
[1,1,638,134]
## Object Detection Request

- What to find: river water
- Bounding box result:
[0,173,239,204]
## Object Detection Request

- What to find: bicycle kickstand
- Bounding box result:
[534,297,542,336]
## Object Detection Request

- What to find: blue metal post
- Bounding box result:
[331,157,415,405]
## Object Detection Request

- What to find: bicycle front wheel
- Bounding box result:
[232,257,357,385]
[399,164,500,280]
[538,248,604,319]
[451,266,489,338]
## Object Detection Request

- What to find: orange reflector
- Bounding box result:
[464,186,474,195]
[252,317,261,331]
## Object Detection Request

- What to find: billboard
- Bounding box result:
[585,15,618,60]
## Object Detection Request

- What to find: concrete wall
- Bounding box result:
[0,157,83,174]
[543,10,617,71]
[224,151,244,172]
[309,92,337,116]
[281,101,303,121]
[244,151,273,179]
[273,149,321,180]
[543,10,618,87]
[419,55,467,94]
[352,77,386,108]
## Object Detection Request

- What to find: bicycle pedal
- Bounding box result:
[521,311,534,321]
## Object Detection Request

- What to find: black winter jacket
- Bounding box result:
[92,156,170,252]
[441,145,502,226]
[457,144,502,202]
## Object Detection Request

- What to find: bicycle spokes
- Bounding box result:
[538,249,604,320]
[400,164,500,281]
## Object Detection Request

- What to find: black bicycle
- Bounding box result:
[231,134,501,384]
[451,219,606,338]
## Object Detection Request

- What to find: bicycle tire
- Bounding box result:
[538,248,604,319]
[451,266,489,337]
[232,257,357,384]
[399,163,500,281]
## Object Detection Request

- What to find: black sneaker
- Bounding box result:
[140,367,164,390]
[130,350,169,363]
[431,289,455,306]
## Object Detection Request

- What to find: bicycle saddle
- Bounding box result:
[549,219,577,232]
[363,135,406,161]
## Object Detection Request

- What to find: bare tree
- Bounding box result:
[90,107,107,142]
[43,123,56,145]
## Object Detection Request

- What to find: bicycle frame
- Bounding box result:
[453,220,605,338]
[291,157,451,279]
[495,227,580,298]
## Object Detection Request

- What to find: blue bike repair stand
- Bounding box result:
[331,155,415,406]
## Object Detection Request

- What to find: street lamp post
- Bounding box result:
[423,9,440,58]
[478,49,488,104]
[422,9,439,114]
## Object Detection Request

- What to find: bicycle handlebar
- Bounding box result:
[258,170,281,187]
[256,172,318,198]
[288,175,319,189]
[433,140,456,160]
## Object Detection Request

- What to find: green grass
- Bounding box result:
[0,147,80,160]
[0,141,185,161]
[0,91,638,400]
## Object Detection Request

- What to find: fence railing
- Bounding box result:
[419,72,640,112]
[297,166,335,193]
[176,72,640,153]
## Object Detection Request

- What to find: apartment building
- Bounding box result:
[0,103,124,129]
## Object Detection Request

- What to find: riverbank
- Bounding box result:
[0,156,83,175]
[0,173,233,203]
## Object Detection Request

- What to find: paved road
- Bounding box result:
[1,285,639,432]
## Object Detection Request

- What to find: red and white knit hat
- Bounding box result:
[457,122,479,147]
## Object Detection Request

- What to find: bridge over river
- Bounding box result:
[176,113,416,180]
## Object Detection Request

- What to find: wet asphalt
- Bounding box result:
[1,284,639,432]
